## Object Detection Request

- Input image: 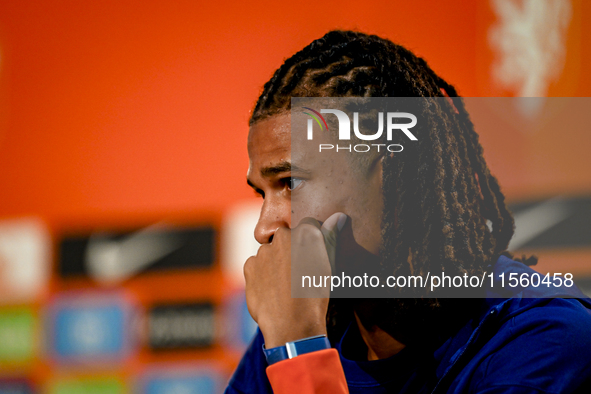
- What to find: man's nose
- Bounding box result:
[254,198,290,244]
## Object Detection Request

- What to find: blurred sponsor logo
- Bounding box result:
[221,201,261,287]
[509,195,591,250]
[138,365,223,394]
[0,218,50,304]
[221,293,257,351]
[59,226,215,284]
[489,0,571,117]
[0,378,35,394]
[148,304,214,350]
[575,277,591,298]
[48,377,125,394]
[48,294,134,362]
[143,375,217,394]
[0,308,36,363]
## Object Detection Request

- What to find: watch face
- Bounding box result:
[286,335,331,359]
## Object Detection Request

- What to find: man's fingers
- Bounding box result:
[293,214,348,275]
[320,213,348,274]
[297,217,322,230]
[320,213,347,243]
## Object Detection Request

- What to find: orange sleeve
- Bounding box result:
[266,348,349,394]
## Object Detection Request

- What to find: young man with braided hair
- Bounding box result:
[225,31,591,393]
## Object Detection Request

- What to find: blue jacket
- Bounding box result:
[226,256,591,393]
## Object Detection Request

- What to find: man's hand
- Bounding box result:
[244,212,346,349]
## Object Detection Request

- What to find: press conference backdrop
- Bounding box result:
[1,1,591,393]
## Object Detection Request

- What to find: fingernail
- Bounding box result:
[337,214,347,231]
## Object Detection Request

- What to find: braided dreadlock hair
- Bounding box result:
[250,30,530,343]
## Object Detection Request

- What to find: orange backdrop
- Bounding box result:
[0,0,590,226]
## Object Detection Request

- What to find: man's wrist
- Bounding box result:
[260,318,327,349]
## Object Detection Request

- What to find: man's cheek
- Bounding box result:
[290,193,310,225]
[290,199,309,227]
[291,185,340,223]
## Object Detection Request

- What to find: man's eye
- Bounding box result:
[288,177,303,191]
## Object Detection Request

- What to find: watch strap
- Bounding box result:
[263,335,331,365]
[263,343,289,365]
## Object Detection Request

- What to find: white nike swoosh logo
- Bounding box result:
[85,224,182,284]
[508,197,572,250]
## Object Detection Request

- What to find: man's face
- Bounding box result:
[246,113,384,255]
